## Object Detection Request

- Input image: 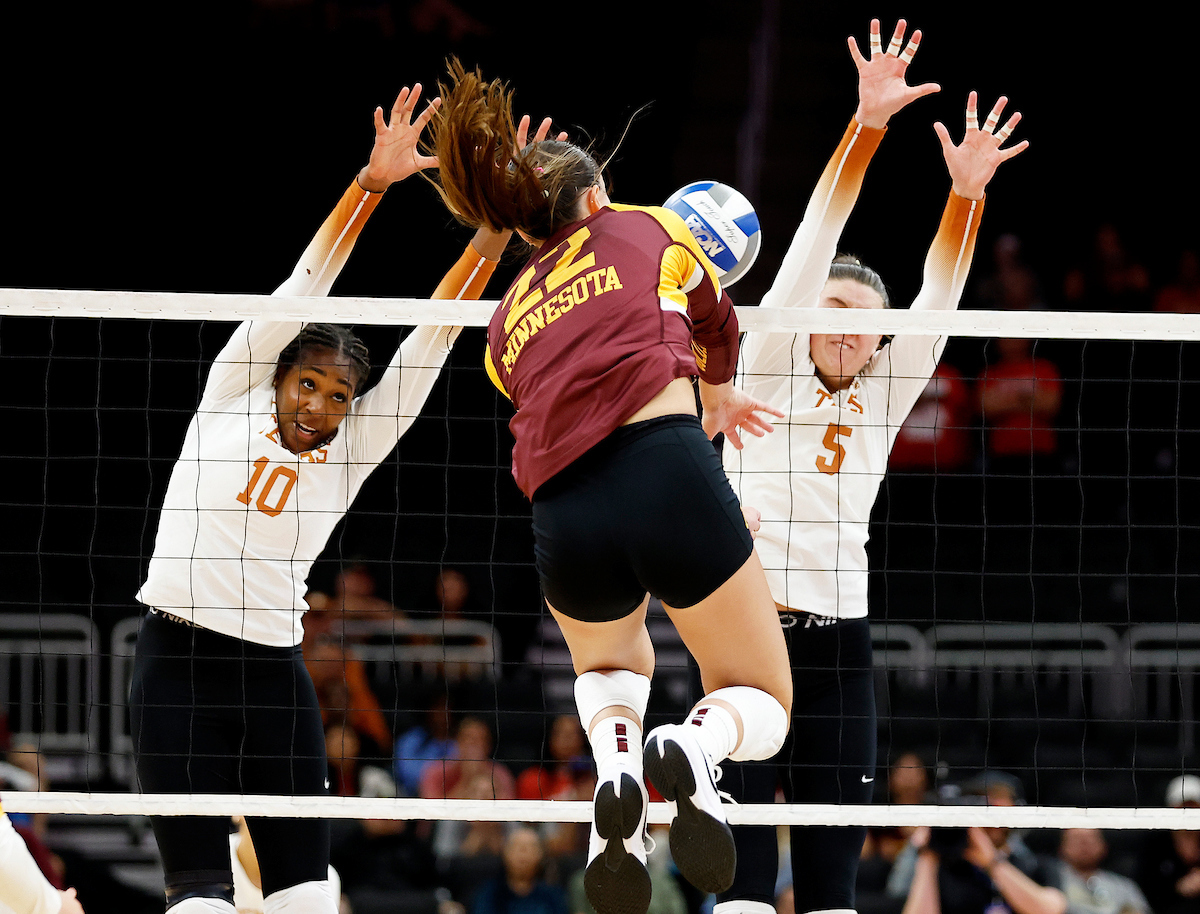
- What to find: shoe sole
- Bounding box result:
[644,736,735,894]
[584,772,651,914]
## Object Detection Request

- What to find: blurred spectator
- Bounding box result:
[305,562,406,637]
[977,338,1063,470]
[326,721,401,799]
[517,716,591,801]
[1136,774,1200,914]
[329,811,460,914]
[1055,828,1150,914]
[1154,249,1200,313]
[890,363,974,472]
[231,816,348,914]
[2,743,49,838]
[304,634,393,756]
[889,771,1064,914]
[889,752,933,806]
[408,0,490,41]
[473,827,567,914]
[860,752,934,914]
[517,715,594,860]
[1063,224,1151,311]
[974,233,1047,311]
[422,717,516,860]
[567,824,685,914]
[436,568,473,620]
[395,690,457,797]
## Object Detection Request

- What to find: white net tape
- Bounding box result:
[6,287,1200,338]
[5,793,1200,829]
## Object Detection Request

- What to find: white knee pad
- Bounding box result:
[714,902,777,914]
[574,670,651,733]
[263,880,337,914]
[706,686,789,761]
[167,898,237,914]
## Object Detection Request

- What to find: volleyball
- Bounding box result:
[663,180,761,286]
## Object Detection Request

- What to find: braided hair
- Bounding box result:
[276,324,371,395]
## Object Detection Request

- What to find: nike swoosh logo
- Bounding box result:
[861,776,875,783]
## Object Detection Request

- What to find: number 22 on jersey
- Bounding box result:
[816,424,853,475]
[237,457,298,517]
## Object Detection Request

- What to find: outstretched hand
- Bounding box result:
[700,381,785,449]
[516,114,568,149]
[935,92,1028,200]
[469,114,569,259]
[357,84,442,193]
[848,19,940,129]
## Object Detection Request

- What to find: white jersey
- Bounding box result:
[137,181,495,647]
[0,809,59,914]
[725,120,984,619]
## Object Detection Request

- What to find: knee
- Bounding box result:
[703,687,789,762]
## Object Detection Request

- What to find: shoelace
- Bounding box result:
[710,763,737,806]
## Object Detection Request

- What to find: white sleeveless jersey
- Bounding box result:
[136,181,494,646]
[725,120,984,619]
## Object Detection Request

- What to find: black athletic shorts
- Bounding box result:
[532,414,754,623]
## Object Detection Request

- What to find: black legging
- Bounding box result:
[129,611,330,899]
[717,616,877,913]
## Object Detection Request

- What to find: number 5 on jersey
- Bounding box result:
[237,457,298,517]
[816,423,852,475]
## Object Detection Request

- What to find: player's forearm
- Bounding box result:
[901,852,942,914]
[274,179,384,298]
[911,191,984,314]
[989,858,1067,914]
[760,119,885,310]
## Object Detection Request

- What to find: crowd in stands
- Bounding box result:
[889,228,1200,479]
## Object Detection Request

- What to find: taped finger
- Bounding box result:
[996,112,1022,143]
[886,31,904,56]
[899,36,919,64]
[870,29,883,56]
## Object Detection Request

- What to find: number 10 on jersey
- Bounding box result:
[237,457,298,517]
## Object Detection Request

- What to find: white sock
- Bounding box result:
[589,714,644,778]
[685,702,740,768]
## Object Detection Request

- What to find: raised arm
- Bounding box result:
[352,114,565,463]
[760,20,939,313]
[203,85,441,405]
[347,226,499,465]
[879,92,1027,413]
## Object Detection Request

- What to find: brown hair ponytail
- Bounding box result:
[426,59,601,241]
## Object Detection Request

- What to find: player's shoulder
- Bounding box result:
[604,203,691,239]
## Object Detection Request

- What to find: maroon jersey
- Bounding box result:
[485,203,739,498]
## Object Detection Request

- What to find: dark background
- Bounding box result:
[2,1,1198,657]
